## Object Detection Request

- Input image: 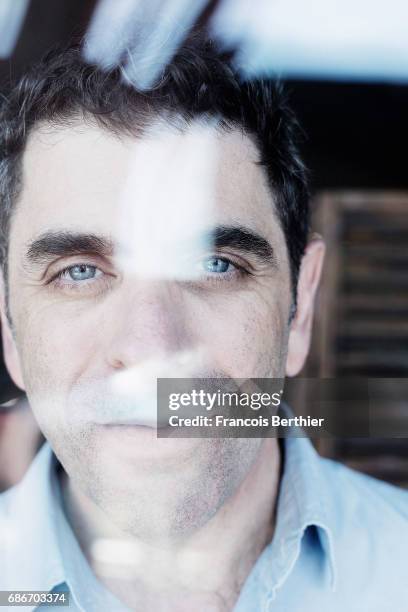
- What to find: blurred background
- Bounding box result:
[0,0,407,490]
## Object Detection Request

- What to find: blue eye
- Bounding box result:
[203,257,231,274]
[66,264,98,281]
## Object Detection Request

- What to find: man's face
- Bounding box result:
[1,120,316,539]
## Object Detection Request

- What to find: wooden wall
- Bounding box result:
[302,191,408,487]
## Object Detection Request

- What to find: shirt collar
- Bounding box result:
[5,442,127,612]
[255,433,338,601]
[4,443,66,598]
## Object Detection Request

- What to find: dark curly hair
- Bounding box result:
[0,35,309,297]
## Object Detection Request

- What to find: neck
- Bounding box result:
[61,438,281,611]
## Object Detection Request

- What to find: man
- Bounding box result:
[0,36,406,612]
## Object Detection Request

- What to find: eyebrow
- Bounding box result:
[24,225,275,268]
[25,231,114,266]
[210,225,275,265]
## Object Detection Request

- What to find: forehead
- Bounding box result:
[11,120,281,248]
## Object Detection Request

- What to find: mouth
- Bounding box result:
[95,415,170,429]
[96,418,176,439]
[93,419,202,464]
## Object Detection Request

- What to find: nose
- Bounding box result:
[104,280,191,371]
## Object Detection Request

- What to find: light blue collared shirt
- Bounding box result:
[1,435,407,611]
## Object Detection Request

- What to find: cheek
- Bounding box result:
[188,288,290,378]
[14,301,101,399]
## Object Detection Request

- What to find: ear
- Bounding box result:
[286,236,325,377]
[0,274,25,391]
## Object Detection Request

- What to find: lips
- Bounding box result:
[99,417,169,430]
